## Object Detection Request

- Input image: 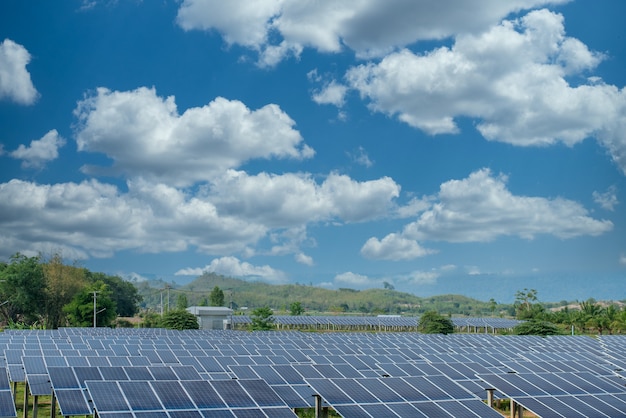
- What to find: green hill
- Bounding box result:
[135,273,506,317]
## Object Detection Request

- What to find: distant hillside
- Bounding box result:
[135,273,509,316]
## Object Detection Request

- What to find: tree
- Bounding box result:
[160,310,199,330]
[289,301,304,316]
[489,298,497,317]
[43,253,87,329]
[514,288,544,320]
[418,311,454,334]
[513,320,561,336]
[87,272,142,317]
[249,306,274,330]
[176,293,188,310]
[64,282,117,327]
[383,281,395,291]
[210,286,225,307]
[0,253,46,326]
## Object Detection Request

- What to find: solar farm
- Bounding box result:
[2,324,626,418]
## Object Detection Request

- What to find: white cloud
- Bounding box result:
[312,80,348,107]
[404,168,612,242]
[363,168,612,261]
[209,170,400,226]
[10,130,66,169]
[593,186,618,211]
[620,255,626,266]
[343,9,626,174]
[0,39,38,105]
[175,0,567,65]
[294,252,314,266]
[361,233,435,261]
[347,146,373,168]
[334,271,378,288]
[406,271,439,285]
[73,87,314,186]
[176,256,288,283]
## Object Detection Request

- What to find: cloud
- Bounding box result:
[73,87,314,186]
[347,146,373,168]
[10,130,66,169]
[363,168,612,260]
[312,80,348,107]
[405,271,439,285]
[294,252,314,266]
[209,170,400,226]
[175,256,288,283]
[620,255,626,266]
[592,186,618,211]
[334,271,378,288]
[405,168,612,242]
[0,39,38,105]
[361,233,435,261]
[176,0,567,65]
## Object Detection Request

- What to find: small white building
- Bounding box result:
[186,306,233,330]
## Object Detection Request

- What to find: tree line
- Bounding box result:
[0,253,142,329]
[512,288,626,335]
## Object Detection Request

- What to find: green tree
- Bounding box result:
[417,311,454,334]
[176,293,188,310]
[289,301,304,316]
[43,254,87,329]
[87,272,142,317]
[64,282,117,327]
[210,286,225,307]
[383,281,395,290]
[514,288,544,320]
[160,310,199,330]
[513,320,561,336]
[489,298,497,317]
[0,253,46,326]
[249,306,274,330]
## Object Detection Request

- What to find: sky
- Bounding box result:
[1,0,625,303]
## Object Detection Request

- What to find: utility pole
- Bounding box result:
[93,291,99,328]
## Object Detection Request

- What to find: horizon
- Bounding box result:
[1,1,625,304]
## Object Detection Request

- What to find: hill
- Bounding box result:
[135,273,507,316]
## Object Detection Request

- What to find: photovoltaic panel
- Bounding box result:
[167,410,203,418]
[357,378,405,403]
[411,402,451,417]
[231,409,265,418]
[437,400,481,417]
[118,381,162,411]
[27,374,52,396]
[180,380,227,409]
[459,400,506,418]
[260,407,297,417]
[238,379,285,407]
[270,385,310,408]
[150,381,196,410]
[85,381,130,412]
[73,366,103,387]
[172,365,203,380]
[382,377,429,402]
[53,389,92,416]
[199,410,235,417]
[210,379,257,408]
[306,379,353,404]
[125,366,153,380]
[149,366,178,380]
[0,390,16,418]
[134,412,169,418]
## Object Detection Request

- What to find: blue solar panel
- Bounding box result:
[210,380,256,408]
[125,366,153,380]
[54,389,92,416]
[180,380,227,409]
[238,379,285,407]
[0,391,17,418]
[119,381,162,411]
[99,366,129,381]
[27,374,52,396]
[85,381,130,412]
[150,381,196,410]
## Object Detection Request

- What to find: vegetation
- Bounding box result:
[209,285,225,306]
[249,306,274,330]
[513,320,562,336]
[160,309,200,330]
[417,311,454,334]
[290,301,304,316]
[0,252,142,329]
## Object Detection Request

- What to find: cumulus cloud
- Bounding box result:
[343,9,626,173]
[593,186,618,211]
[363,168,612,260]
[73,87,314,186]
[209,170,400,226]
[176,0,566,65]
[10,130,66,168]
[175,256,288,283]
[361,233,435,260]
[294,252,314,266]
[0,39,38,105]
[347,146,373,168]
[334,271,378,288]
[312,80,348,107]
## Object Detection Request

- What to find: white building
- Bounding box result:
[186,306,233,330]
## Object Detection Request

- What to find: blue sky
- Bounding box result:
[1,0,625,303]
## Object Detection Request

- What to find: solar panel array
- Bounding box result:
[1,329,626,418]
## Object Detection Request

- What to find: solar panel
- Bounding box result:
[238,379,285,407]
[150,381,196,410]
[119,381,163,411]
[180,380,227,409]
[53,389,92,416]
[85,381,130,412]
[0,390,17,418]
[26,374,52,396]
[210,379,256,408]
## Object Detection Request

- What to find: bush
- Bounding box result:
[418,311,454,334]
[160,310,199,330]
[513,320,561,336]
